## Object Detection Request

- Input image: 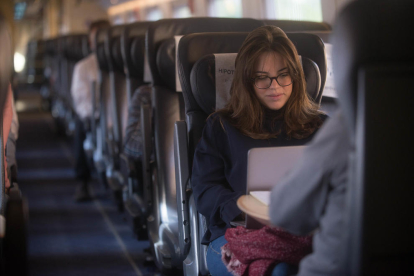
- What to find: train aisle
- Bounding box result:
[15,92,159,276]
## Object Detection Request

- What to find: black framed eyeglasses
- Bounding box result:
[252,73,292,89]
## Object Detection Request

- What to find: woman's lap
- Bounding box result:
[207,235,233,276]
[207,235,298,276]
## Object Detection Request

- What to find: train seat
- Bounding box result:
[331,0,414,274]
[93,27,111,177]
[176,31,326,275]
[103,24,128,192]
[119,21,152,239]
[0,15,28,275]
[143,17,264,272]
[60,34,89,136]
[263,19,331,32]
[121,22,152,102]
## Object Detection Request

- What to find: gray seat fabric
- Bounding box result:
[331,0,414,275]
[263,19,331,32]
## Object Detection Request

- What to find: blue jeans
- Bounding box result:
[207,235,298,276]
[207,235,233,276]
[271,262,299,276]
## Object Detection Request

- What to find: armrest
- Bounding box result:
[174,120,191,257]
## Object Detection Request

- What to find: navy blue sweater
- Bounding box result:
[191,113,327,245]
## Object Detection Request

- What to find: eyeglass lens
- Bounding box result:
[254,74,292,89]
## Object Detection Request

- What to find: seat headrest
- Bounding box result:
[156,38,176,91]
[191,53,320,114]
[263,20,331,31]
[121,22,152,79]
[45,39,58,56]
[332,0,414,134]
[96,42,109,72]
[96,28,110,72]
[62,35,89,61]
[178,32,325,116]
[105,25,127,73]
[286,33,326,103]
[0,15,12,111]
[147,18,264,87]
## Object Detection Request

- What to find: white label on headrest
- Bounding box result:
[175,35,184,92]
[323,43,337,98]
[143,52,152,83]
[215,53,238,110]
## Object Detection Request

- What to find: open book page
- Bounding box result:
[249,191,271,206]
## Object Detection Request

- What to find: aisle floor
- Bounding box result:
[16,109,160,276]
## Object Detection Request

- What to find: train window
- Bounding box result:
[14,52,25,73]
[208,0,242,18]
[265,0,323,22]
[146,7,163,21]
[173,4,192,18]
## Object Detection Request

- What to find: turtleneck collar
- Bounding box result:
[263,107,285,133]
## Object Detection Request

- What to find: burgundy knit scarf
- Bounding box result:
[222,226,312,276]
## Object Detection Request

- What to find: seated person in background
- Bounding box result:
[191,26,327,276]
[3,84,13,192]
[7,94,19,183]
[71,19,110,201]
[123,85,152,160]
[270,110,349,276]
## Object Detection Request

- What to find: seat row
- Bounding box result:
[91,18,335,275]
[0,15,28,276]
[37,1,414,274]
[45,17,335,275]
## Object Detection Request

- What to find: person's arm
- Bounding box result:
[270,111,349,235]
[191,116,242,227]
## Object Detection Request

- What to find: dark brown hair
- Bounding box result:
[219,25,323,139]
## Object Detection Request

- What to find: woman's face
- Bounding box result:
[252,52,292,110]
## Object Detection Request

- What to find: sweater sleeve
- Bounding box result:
[270,111,349,235]
[191,116,242,228]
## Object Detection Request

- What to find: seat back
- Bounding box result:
[177,31,325,275]
[0,15,12,112]
[332,0,414,275]
[0,15,12,206]
[263,19,331,31]
[145,17,264,271]
[94,27,111,172]
[121,21,152,102]
[62,34,89,107]
[45,38,60,97]
[105,25,128,163]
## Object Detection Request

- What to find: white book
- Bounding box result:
[249,191,271,206]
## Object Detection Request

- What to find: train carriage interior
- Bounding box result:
[0,0,413,275]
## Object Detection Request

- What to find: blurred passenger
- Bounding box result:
[123,85,151,160]
[3,85,13,192]
[191,26,327,276]
[269,110,349,276]
[71,19,110,201]
[6,94,18,183]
